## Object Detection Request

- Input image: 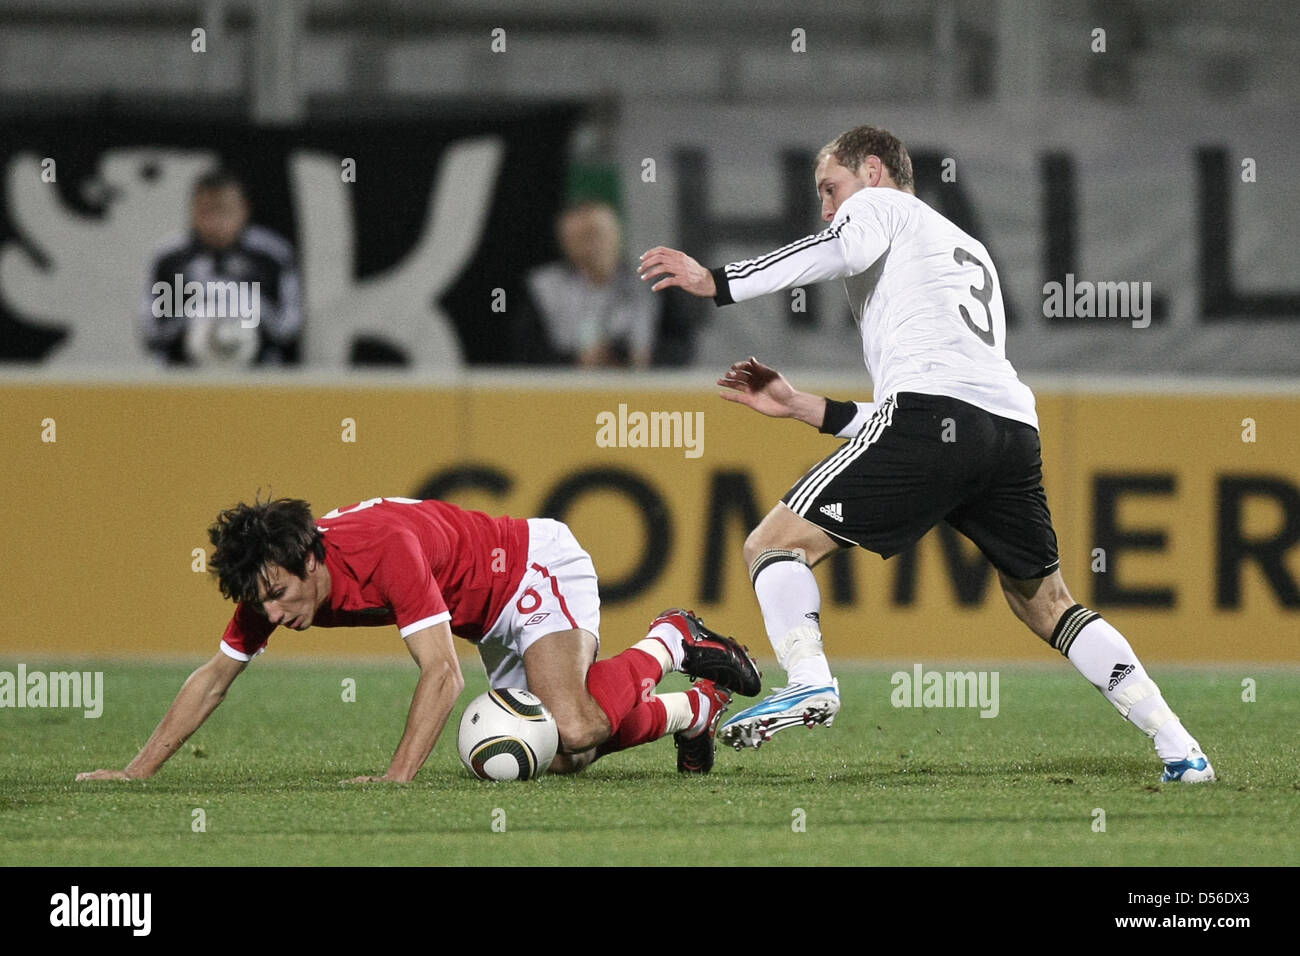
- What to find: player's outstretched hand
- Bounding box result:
[717,356,799,418]
[638,246,716,297]
[76,769,134,782]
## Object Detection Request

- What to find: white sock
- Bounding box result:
[660,691,694,735]
[634,634,676,679]
[751,550,833,686]
[642,621,691,671]
[1056,606,1199,761]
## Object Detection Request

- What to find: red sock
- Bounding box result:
[585,648,663,735]
[600,697,668,754]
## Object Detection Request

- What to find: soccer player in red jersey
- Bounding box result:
[76,496,761,781]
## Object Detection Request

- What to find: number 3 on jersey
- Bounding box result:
[952,246,996,347]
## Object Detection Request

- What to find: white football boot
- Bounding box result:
[718,679,840,750]
[1160,746,1216,783]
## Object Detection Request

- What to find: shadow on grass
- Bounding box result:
[11,752,1200,796]
[3,810,1221,843]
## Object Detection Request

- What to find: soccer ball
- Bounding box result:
[457,688,559,781]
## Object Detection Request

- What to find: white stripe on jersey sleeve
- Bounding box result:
[399,611,452,638]
[720,194,895,304]
[219,640,265,662]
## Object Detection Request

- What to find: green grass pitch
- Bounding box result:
[2,659,1296,866]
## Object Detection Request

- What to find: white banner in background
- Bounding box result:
[620,101,1300,378]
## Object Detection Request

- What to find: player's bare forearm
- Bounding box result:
[785,392,828,428]
[638,246,716,297]
[350,622,463,783]
[381,658,464,782]
[717,356,827,428]
[77,653,245,781]
[125,656,241,777]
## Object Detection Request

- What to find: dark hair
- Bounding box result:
[817,125,915,193]
[192,168,246,198]
[207,497,325,604]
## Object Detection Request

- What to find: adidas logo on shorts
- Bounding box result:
[819,502,844,522]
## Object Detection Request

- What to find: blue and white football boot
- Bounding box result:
[1161,747,1216,783]
[718,679,840,750]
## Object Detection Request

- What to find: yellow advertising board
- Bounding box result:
[1,380,1295,662]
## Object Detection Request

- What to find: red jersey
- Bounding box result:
[220,497,530,661]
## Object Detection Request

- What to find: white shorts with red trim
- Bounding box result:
[476,518,601,691]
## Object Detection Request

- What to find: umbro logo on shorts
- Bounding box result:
[819,502,844,522]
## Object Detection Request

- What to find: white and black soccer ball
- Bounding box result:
[183,314,260,367]
[457,688,559,781]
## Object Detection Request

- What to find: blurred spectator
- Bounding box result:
[521,199,656,368]
[141,170,302,366]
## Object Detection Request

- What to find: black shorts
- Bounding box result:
[782,392,1060,580]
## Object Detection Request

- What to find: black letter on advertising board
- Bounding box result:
[1092,474,1176,608]
[540,468,671,603]
[1217,475,1300,608]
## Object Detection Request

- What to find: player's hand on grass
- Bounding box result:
[343,774,409,784]
[638,247,716,297]
[75,769,135,782]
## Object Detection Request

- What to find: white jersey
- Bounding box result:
[713,187,1038,429]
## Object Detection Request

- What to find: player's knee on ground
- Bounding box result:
[551,700,612,754]
[548,749,597,775]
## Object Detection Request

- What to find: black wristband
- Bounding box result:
[819,398,858,435]
[710,267,734,306]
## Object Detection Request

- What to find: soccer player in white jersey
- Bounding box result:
[638,125,1214,783]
